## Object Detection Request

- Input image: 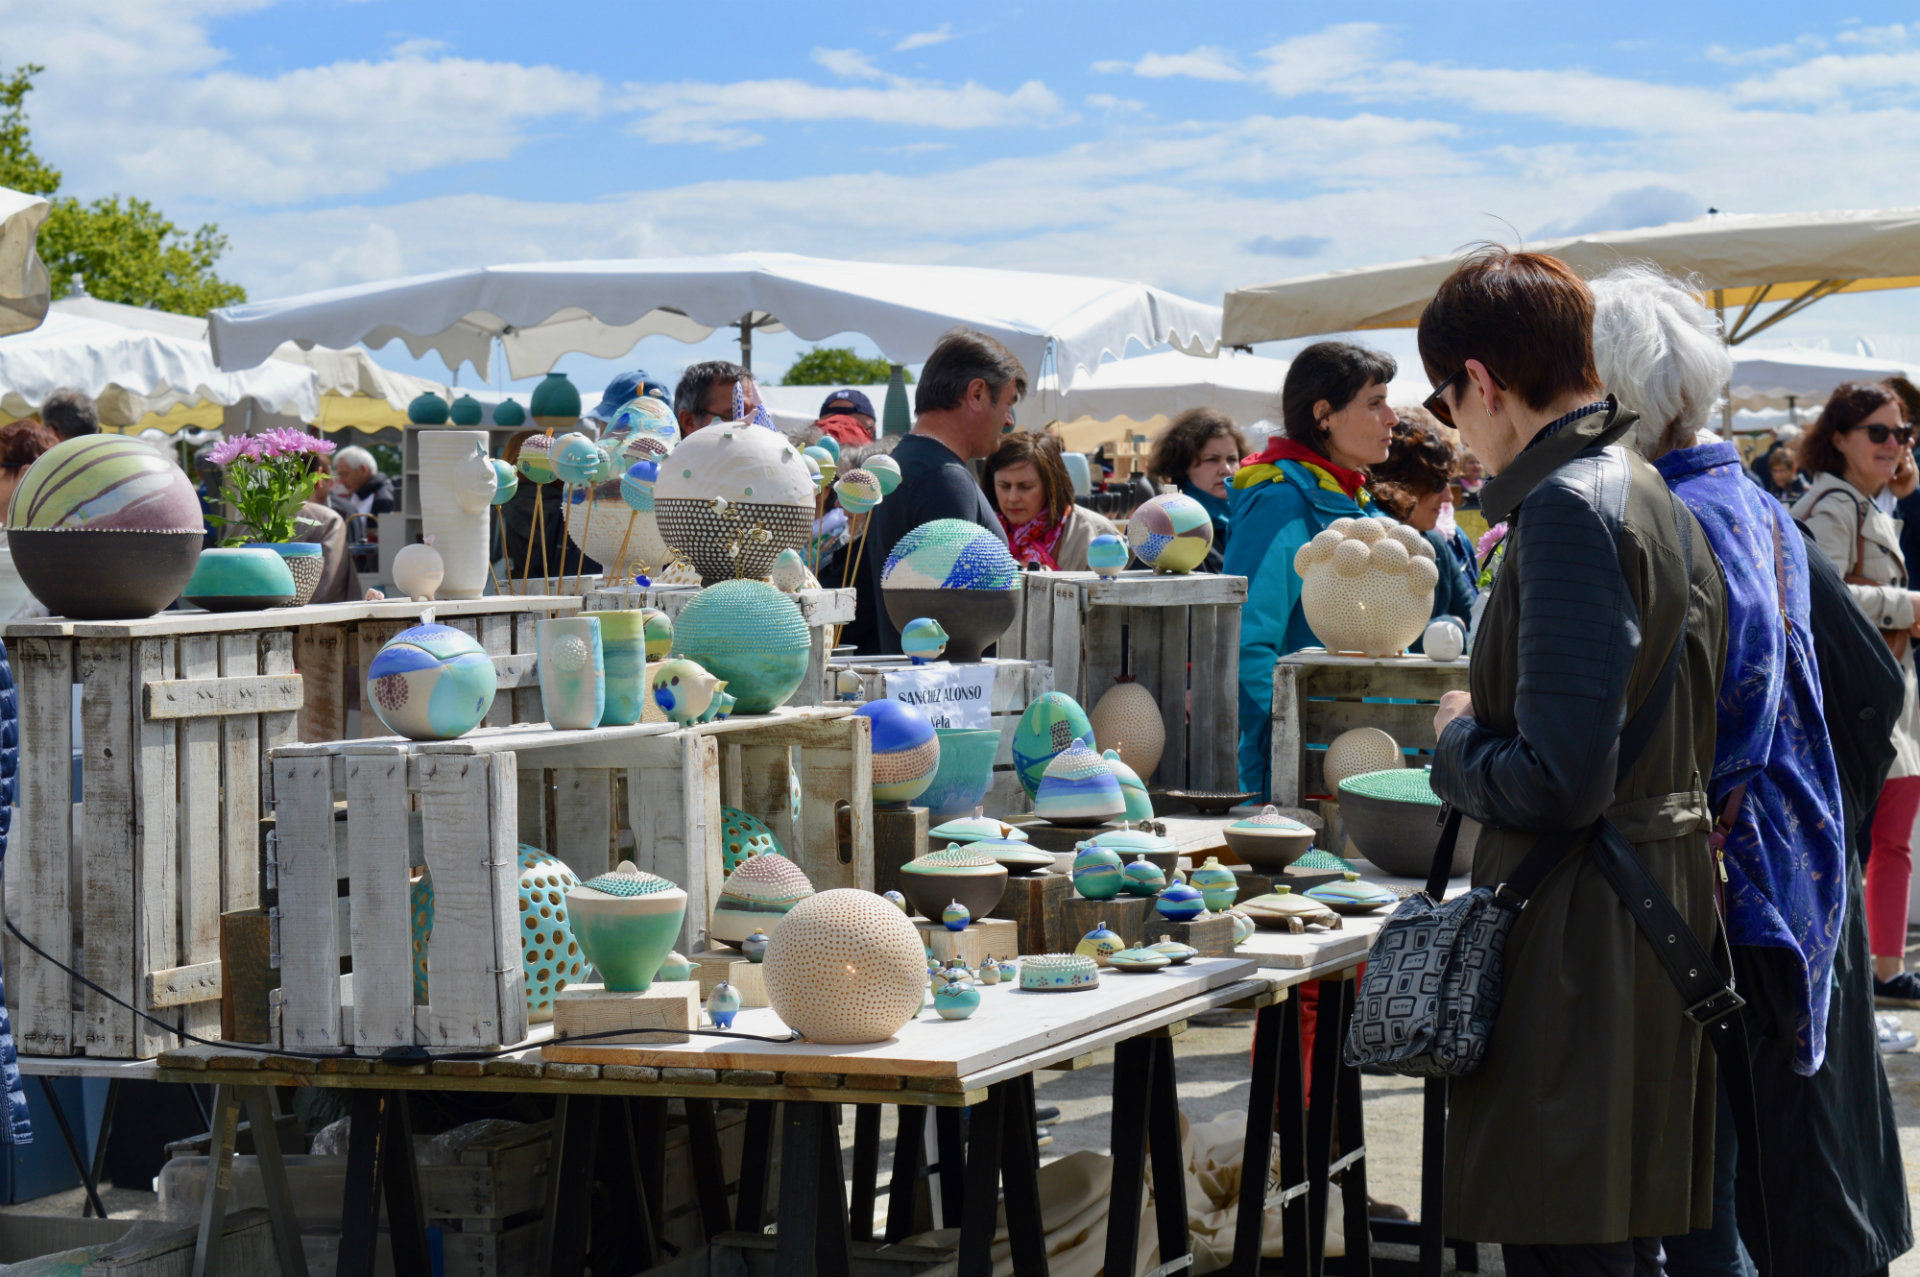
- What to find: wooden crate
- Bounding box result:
[0,598,573,1059]
[1269,652,1471,808]
[269,706,872,1053]
[581,583,856,707]
[828,656,1051,818]
[1006,569,1244,792]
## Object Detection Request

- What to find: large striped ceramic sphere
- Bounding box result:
[10,435,202,532]
[1012,692,1096,801]
[551,433,602,486]
[856,699,940,806]
[711,852,815,947]
[1125,493,1214,574]
[670,579,811,713]
[881,518,1020,592]
[366,623,498,741]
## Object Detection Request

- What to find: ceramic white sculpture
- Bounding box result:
[452,440,499,515]
[391,540,445,602]
[1293,517,1438,656]
[418,430,491,599]
[1423,619,1466,662]
[761,888,927,1044]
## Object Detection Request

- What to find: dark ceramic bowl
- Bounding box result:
[884,587,1019,662]
[1338,785,1477,879]
[12,529,202,620]
[898,862,1009,922]
[1159,789,1257,815]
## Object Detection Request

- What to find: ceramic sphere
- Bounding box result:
[390,542,445,600]
[1087,534,1129,578]
[516,434,556,484]
[610,395,680,452]
[1012,692,1096,801]
[654,426,814,584]
[1126,493,1214,574]
[1075,922,1126,966]
[934,981,981,1020]
[550,433,601,486]
[1423,618,1466,662]
[883,890,908,912]
[941,901,971,931]
[900,618,949,662]
[670,579,811,713]
[1155,881,1206,921]
[898,845,1009,921]
[1090,680,1166,781]
[1189,857,1241,913]
[762,888,928,1044]
[857,699,941,806]
[1122,855,1167,898]
[864,453,903,495]
[721,806,781,875]
[711,852,815,947]
[834,469,882,515]
[619,460,658,514]
[640,607,674,659]
[1324,727,1404,791]
[490,459,519,506]
[802,445,837,483]
[1293,517,1438,656]
[1034,740,1126,827]
[366,623,498,740]
[740,930,770,963]
[881,518,1020,592]
[1071,844,1126,901]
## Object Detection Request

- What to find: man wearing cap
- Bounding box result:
[815,389,876,446]
[589,370,674,423]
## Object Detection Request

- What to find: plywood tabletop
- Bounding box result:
[1235,857,1469,973]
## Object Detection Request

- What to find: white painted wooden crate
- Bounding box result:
[825,656,1052,818]
[267,705,873,1054]
[1003,569,1245,792]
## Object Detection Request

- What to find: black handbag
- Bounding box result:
[1344,493,1743,1077]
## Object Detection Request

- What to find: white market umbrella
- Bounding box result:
[207,253,1224,412]
[0,310,318,431]
[1726,345,1920,412]
[1225,207,1920,346]
[1037,348,1289,430]
[0,187,50,338]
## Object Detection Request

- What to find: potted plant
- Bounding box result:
[205,427,336,606]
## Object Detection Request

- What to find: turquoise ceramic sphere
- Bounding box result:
[670,579,811,713]
[621,460,658,512]
[1156,881,1206,921]
[181,547,295,610]
[901,617,949,662]
[551,433,602,486]
[1087,534,1129,577]
[1072,844,1126,900]
[857,699,941,806]
[367,623,498,741]
[721,806,781,875]
[1122,856,1167,897]
[1012,692,1096,801]
[490,459,519,506]
[881,518,1021,591]
[934,981,981,1020]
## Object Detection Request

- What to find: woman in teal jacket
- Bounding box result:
[1224,342,1398,798]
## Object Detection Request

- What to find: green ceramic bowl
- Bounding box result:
[181,547,295,611]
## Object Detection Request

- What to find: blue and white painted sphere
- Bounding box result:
[856,698,941,806]
[367,623,498,741]
[490,459,519,506]
[881,518,1021,592]
[1155,881,1207,921]
[1071,844,1126,901]
[865,454,903,496]
[942,900,971,931]
[622,460,658,512]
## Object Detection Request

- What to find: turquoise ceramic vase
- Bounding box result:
[538,616,605,730]
[181,547,295,611]
[922,728,999,821]
[582,610,648,725]
[566,861,688,993]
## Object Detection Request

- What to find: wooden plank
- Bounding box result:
[1079,570,1245,607]
[1277,654,1468,700]
[1297,699,1443,750]
[1271,663,1304,808]
[1187,605,1224,793]
[551,767,613,880]
[1083,604,1126,704]
[174,636,223,1042]
[1049,579,1083,707]
[476,614,514,729]
[489,652,540,691]
[511,612,540,724]
[79,639,136,1055]
[130,638,180,1057]
[1154,604,1190,790]
[733,742,796,863]
[10,637,73,1054]
[417,754,526,1049]
[295,623,346,743]
[517,765,548,850]
[142,673,304,720]
[347,748,413,1051]
[1,595,583,641]
[274,755,342,1049]
[631,733,720,953]
[146,960,221,1009]
[220,909,275,1043]
[217,636,263,914]
[258,633,298,805]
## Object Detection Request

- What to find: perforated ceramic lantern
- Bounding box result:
[1324,727,1404,791]
[880,518,1022,661]
[670,579,811,713]
[654,426,814,584]
[1090,679,1165,781]
[1293,518,1438,657]
[1126,492,1213,574]
[367,623,498,741]
[762,889,928,1044]
[721,806,780,875]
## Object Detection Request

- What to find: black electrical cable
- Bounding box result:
[3,915,799,1062]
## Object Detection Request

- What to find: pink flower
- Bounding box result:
[256,426,335,458]
[1475,521,1508,559]
[204,435,262,466]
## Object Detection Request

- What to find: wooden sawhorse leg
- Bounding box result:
[773,1101,853,1275]
[192,1084,309,1277]
[959,1078,1048,1277]
[338,1089,429,1277]
[1230,991,1311,1277]
[1103,1031,1192,1277]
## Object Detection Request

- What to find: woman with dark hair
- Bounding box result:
[1225,340,1396,797]
[1792,381,1920,1009]
[0,420,59,616]
[1145,407,1246,570]
[982,432,1117,572]
[1369,412,1475,633]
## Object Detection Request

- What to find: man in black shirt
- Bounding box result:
[859,328,1026,653]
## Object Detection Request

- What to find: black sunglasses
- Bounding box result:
[1844,421,1917,446]
[1423,365,1508,428]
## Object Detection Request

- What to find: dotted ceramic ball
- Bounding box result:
[410,874,434,1005]
[1324,727,1404,791]
[762,889,928,1044]
[551,635,591,673]
[516,845,586,1013]
[1297,516,1437,656]
[722,806,781,875]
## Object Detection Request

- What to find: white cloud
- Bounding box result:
[628,73,1071,149]
[1253,24,1391,95]
[1837,22,1908,46]
[389,36,449,58]
[895,24,955,52]
[812,47,885,80]
[1085,93,1147,115]
[1095,46,1245,82]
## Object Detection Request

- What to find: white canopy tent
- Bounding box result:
[1725,345,1920,412]
[208,252,1224,426]
[0,188,50,338]
[0,310,317,432]
[1224,208,1920,347]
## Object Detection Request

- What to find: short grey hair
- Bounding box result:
[1590,265,1730,459]
[915,329,1027,415]
[333,445,378,475]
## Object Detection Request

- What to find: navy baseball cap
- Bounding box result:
[591,369,673,420]
[818,388,876,420]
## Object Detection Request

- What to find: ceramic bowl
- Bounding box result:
[181,546,295,610]
[566,862,688,993]
[1337,770,1478,879]
[897,846,1008,922]
[920,729,1000,821]
[929,816,1028,845]
[1148,935,1198,965]
[882,588,1018,663]
[1222,805,1318,871]
[1304,872,1400,915]
[1107,947,1170,973]
[11,529,202,620]
[1018,954,1098,991]
[1158,789,1256,816]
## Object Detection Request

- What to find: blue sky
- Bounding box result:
[11,1,1920,396]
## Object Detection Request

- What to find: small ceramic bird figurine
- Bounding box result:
[707,981,741,1029]
[650,658,726,725]
[901,617,949,664]
[769,547,819,593]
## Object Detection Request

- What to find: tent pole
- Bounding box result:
[739,316,752,375]
[1716,291,1734,436]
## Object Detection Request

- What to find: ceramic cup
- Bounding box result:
[538,616,606,730]
[582,610,648,725]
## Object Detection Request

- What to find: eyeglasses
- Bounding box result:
[1844,421,1917,446]
[1423,366,1508,428]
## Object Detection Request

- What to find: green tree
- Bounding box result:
[780,346,910,387]
[0,64,245,316]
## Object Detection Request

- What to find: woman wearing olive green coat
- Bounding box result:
[1432,402,1727,1244]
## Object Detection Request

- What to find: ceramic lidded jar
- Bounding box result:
[1071,843,1126,901]
[538,616,605,730]
[934,981,982,1020]
[1075,921,1126,967]
[929,815,1028,845]
[670,579,811,714]
[1012,692,1096,802]
[1019,953,1098,991]
[1155,881,1206,921]
[1223,805,1318,871]
[1189,857,1241,913]
[564,861,687,993]
[857,699,941,807]
[1108,946,1171,973]
[655,426,815,584]
[1293,517,1438,656]
[762,888,929,1044]
[1149,934,1199,965]
[880,518,1023,662]
[897,845,1008,922]
[1034,741,1126,827]
[1126,492,1214,575]
[367,622,499,741]
[972,838,1055,876]
[711,852,815,947]
[1121,855,1167,898]
[1091,681,1166,782]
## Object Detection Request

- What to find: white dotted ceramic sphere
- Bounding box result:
[762,889,928,1044]
[1292,516,1437,656]
[1089,680,1166,780]
[1423,619,1465,662]
[1324,727,1404,791]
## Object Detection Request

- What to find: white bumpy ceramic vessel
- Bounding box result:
[1293,517,1438,657]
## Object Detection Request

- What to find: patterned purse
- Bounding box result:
[1345,493,1740,1077]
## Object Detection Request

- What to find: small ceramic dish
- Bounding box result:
[929,815,1029,844]
[1018,953,1099,991]
[1147,934,1199,965]
[1160,789,1256,815]
[973,838,1056,875]
[1304,872,1400,915]
[1106,947,1171,973]
[1240,888,1343,933]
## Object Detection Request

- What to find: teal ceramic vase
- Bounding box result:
[181,547,294,611]
[538,616,605,730]
[670,579,811,713]
[934,981,981,1020]
[582,610,648,725]
[566,861,688,993]
[922,729,999,821]
[1071,844,1125,900]
[367,623,498,741]
[1012,693,1096,801]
